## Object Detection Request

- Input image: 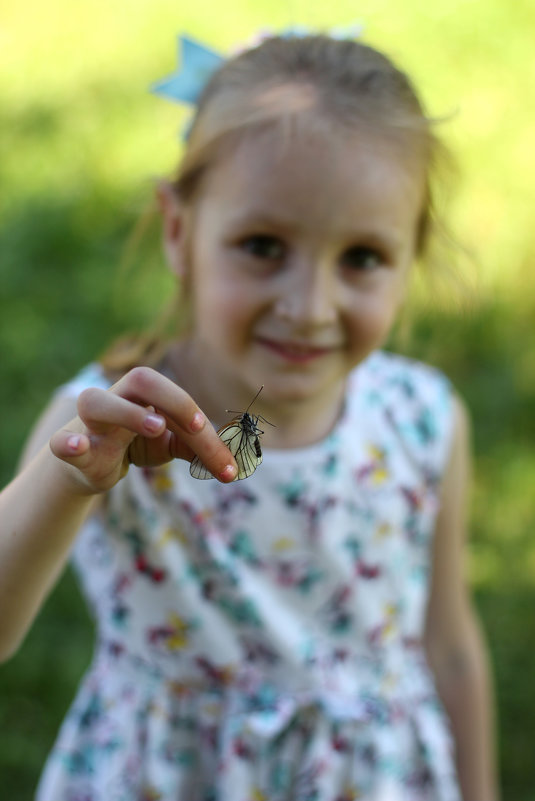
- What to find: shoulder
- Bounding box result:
[53,362,112,399]
[353,350,455,482]
[359,349,451,400]
[19,363,111,469]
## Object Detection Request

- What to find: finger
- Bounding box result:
[126,428,194,468]
[111,368,238,482]
[50,429,92,465]
[77,387,167,439]
[49,427,131,489]
[138,418,237,482]
[111,368,203,436]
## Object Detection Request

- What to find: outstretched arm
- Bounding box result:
[424,395,499,801]
[0,367,237,662]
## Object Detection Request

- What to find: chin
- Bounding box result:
[261,377,336,406]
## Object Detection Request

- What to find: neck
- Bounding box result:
[164,339,347,449]
[257,387,346,449]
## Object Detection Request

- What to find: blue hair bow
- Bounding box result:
[151,24,364,108]
[151,35,224,106]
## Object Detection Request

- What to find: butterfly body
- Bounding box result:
[253,434,262,460]
[190,388,273,481]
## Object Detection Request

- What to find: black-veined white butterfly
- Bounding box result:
[190,386,274,481]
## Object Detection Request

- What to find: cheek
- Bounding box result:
[345,285,404,343]
[193,277,260,339]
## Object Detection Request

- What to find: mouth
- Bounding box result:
[255,336,340,364]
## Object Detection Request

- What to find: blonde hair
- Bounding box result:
[102,34,455,373]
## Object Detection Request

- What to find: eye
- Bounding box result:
[341,246,383,271]
[240,235,285,260]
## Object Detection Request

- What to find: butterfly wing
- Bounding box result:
[189,452,217,480]
[226,419,263,480]
[189,415,263,481]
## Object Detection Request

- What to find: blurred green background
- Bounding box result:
[1,0,534,797]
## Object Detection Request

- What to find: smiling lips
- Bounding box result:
[256,336,340,363]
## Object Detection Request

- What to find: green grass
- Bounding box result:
[1,0,535,797]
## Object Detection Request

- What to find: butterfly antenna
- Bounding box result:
[225,385,264,415]
[246,385,264,412]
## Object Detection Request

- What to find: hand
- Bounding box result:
[49,366,238,494]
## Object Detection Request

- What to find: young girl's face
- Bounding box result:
[168,116,425,418]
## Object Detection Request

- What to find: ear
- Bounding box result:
[155,180,188,277]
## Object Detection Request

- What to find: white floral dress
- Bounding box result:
[36,350,461,801]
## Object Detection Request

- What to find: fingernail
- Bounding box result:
[189,412,205,433]
[219,465,237,482]
[145,414,164,432]
[67,435,81,451]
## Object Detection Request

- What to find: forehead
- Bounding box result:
[199,120,426,236]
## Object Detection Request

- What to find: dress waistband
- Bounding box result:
[91,638,436,738]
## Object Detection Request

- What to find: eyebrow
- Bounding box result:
[227,210,405,250]
[226,209,300,232]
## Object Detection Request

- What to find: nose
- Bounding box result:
[274,260,338,329]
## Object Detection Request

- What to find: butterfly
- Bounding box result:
[190,386,274,481]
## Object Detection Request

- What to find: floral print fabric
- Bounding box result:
[37,351,460,801]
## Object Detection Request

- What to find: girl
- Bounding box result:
[0,33,497,801]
